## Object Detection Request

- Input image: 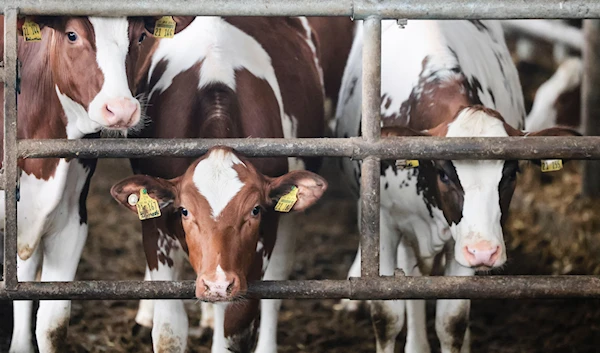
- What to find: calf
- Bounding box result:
[2,15,148,353]
[335,20,579,353]
[112,147,326,352]
[112,16,330,352]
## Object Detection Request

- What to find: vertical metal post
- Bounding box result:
[582,20,600,197]
[360,16,381,278]
[4,8,19,289]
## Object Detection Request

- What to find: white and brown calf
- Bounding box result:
[109,16,335,353]
[111,147,327,352]
[1,15,152,353]
[335,20,580,353]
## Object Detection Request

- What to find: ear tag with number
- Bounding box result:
[153,16,176,38]
[136,188,161,220]
[23,20,42,42]
[274,186,298,213]
[396,160,419,169]
[541,159,563,173]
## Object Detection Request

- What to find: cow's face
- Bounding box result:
[111,147,327,301]
[383,105,580,270]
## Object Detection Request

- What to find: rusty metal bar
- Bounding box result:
[360,16,381,278]
[17,136,600,160]
[1,276,600,300]
[0,0,598,19]
[581,20,600,197]
[3,8,18,290]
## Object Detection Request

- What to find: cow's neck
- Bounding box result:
[12,37,69,180]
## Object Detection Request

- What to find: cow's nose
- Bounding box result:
[197,275,239,299]
[463,241,501,267]
[102,97,139,128]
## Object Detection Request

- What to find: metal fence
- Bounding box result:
[2,0,600,301]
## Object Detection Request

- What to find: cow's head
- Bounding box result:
[110,147,327,301]
[383,105,580,270]
[18,16,193,136]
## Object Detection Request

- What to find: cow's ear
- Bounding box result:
[524,126,582,166]
[142,16,194,36]
[17,16,57,37]
[267,171,327,212]
[111,175,180,213]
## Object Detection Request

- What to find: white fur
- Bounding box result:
[297,17,324,89]
[193,149,245,219]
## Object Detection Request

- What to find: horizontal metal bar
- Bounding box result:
[0,0,598,19]
[502,20,584,51]
[1,276,600,300]
[17,137,600,160]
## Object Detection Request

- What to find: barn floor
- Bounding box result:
[2,33,600,353]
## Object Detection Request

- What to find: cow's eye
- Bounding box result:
[251,206,261,217]
[138,32,146,43]
[180,207,189,217]
[66,32,78,42]
[438,169,450,184]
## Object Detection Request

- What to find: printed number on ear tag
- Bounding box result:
[396,160,419,169]
[23,20,42,42]
[136,188,161,220]
[274,186,298,213]
[154,16,176,38]
[541,159,563,173]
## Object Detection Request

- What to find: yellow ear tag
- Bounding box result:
[153,16,176,38]
[396,160,419,169]
[540,159,563,173]
[274,186,298,213]
[22,20,42,42]
[136,188,161,220]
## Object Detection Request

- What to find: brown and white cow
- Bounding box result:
[108,16,347,353]
[112,147,327,351]
[335,20,580,353]
[2,15,147,353]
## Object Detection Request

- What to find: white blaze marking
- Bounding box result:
[193,149,246,219]
[215,265,227,283]
[86,18,139,131]
[447,108,507,264]
[297,17,324,89]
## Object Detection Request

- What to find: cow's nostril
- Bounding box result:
[226,280,235,295]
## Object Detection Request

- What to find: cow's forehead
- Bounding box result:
[192,149,247,219]
[446,107,508,138]
[88,17,130,47]
[447,107,507,188]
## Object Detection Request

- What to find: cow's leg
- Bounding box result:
[212,301,260,353]
[398,239,430,353]
[371,214,404,353]
[335,199,362,312]
[200,302,214,334]
[435,254,475,353]
[255,213,297,353]
[148,245,188,353]
[9,246,42,353]
[35,217,88,353]
[135,266,155,328]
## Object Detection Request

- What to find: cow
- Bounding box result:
[108,16,344,353]
[1,15,150,353]
[526,56,582,132]
[334,20,580,353]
